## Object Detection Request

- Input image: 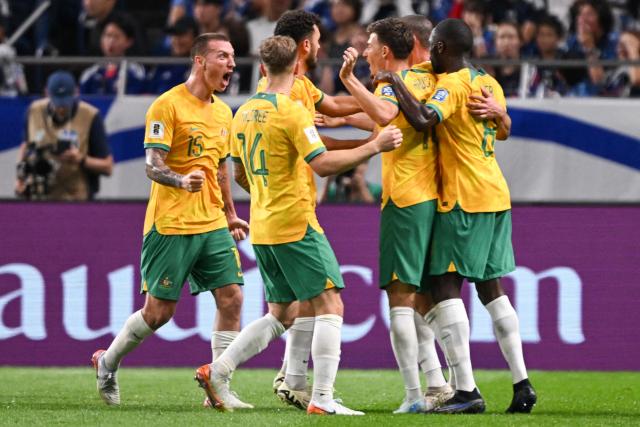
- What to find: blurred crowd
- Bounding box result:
[1,0,639,98]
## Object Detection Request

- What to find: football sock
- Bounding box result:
[486,295,528,384]
[434,299,476,392]
[103,310,153,371]
[426,307,455,388]
[284,317,314,390]
[390,307,422,401]
[211,330,239,361]
[311,314,343,405]
[415,310,447,389]
[214,313,285,378]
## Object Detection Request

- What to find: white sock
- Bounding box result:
[390,307,422,401]
[279,335,290,375]
[425,307,455,388]
[214,313,285,377]
[311,314,343,405]
[284,317,314,390]
[486,295,528,384]
[434,299,476,392]
[103,310,153,370]
[415,311,447,389]
[211,330,239,361]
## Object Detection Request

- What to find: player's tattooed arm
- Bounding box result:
[375,71,438,133]
[233,161,251,194]
[145,148,205,192]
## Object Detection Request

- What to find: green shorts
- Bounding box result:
[140,225,244,301]
[379,199,436,290]
[253,226,345,303]
[429,208,515,283]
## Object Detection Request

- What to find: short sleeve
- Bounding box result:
[220,105,233,159]
[288,105,326,163]
[143,98,174,151]
[305,77,325,108]
[374,82,398,106]
[229,115,242,164]
[425,76,465,123]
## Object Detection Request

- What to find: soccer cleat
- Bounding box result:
[91,349,120,406]
[194,364,228,412]
[506,379,537,413]
[203,389,254,410]
[424,383,455,411]
[307,400,365,416]
[276,381,311,410]
[432,388,486,414]
[393,397,428,414]
[272,370,285,394]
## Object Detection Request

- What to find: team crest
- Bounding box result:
[159,277,173,288]
[381,85,395,97]
[432,89,449,102]
[149,121,164,139]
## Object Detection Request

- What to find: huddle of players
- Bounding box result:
[91,8,537,416]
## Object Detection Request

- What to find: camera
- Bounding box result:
[16,142,57,199]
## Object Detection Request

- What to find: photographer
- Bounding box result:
[16,71,113,200]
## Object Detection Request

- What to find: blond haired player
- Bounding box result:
[91,33,250,409]
[193,35,402,416]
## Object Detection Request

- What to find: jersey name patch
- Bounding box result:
[149,121,164,139]
[381,85,395,97]
[432,89,449,102]
[304,126,321,144]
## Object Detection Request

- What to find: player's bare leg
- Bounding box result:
[195,302,295,411]
[92,294,172,405]
[306,288,363,416]
[385,281,425,413]
[476,278,536,413]
[414,291,453,410]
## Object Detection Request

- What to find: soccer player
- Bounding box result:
[265,10,372,409]
[339,17,440,413]
[91,33,250,408]
[193,34,402,416]
[379,18,537,414]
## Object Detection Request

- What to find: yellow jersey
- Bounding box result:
[426,67,510,213]
[230,92,326,245]
[374,66,438,208]
[142,83,231,235]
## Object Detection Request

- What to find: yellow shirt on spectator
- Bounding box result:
[374,67,438,208]
[426,67,511,213]
[230,92,325,245]
[142,84,231,235]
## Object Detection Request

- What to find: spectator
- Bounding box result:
[147,16,197,94]
[566,0,619,95]
[492,20,522,97]
[528,14,570,97]
[16,71,113,200]
[601,30,640,96]
[246,0,294,55]
[79,12,146,95]
[193,0,225,33]
[461,0,494,58]
[0,14,28,96]
[359,0,415,24]
[319,0,363,93]
[77,0,119,56]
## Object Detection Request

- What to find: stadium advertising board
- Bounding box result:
[1,202,638,370]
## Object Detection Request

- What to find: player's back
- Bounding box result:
[426,67,510,213]
[230,92,326,245]
[375,67,438,208]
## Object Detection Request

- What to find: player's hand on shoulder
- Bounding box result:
[227,216,249,241]
[373,70,394,87]
[374,125,402,153]
[339,47,359,79]
[182,170,205,192]
[467,87,504,120]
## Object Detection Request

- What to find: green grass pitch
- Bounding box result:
[1,368,639,426]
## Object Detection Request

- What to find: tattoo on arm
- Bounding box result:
[145,148,183,188]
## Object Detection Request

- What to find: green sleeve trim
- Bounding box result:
[231,156,243,163]
[381,97,399,106]
[425,103,443,123]
[314,92,325,108]
[304,146,326,163]
[144,143,170,151]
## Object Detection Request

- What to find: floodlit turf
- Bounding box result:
[1,368,639,426]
